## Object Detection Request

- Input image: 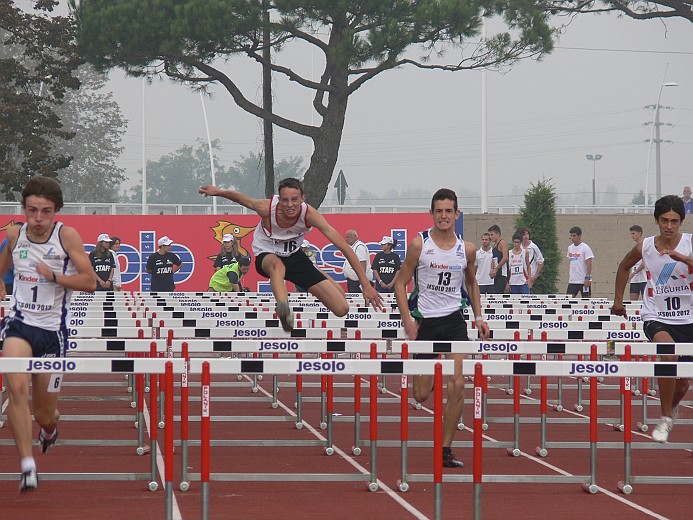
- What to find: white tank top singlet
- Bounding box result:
[252,196,312,257]
[10,222,76,331]
[508,250,527,286]
[641,233,693,324]
[411,229,468,318]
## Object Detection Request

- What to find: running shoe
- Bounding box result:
[38,427,58,453]
[20,468,38,493]
[276,302,294,332]
[651,416,674,443]
[442,451,465,468]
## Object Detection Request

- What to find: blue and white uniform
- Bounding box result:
[8,223,75,330]
[409,229,468,319]
[641,234,693,324]
[1,223,75,357]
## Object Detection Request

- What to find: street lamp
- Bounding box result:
[645,81,678,205]
[586,154,602,206]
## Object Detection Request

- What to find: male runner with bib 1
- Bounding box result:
[0,177,96,492]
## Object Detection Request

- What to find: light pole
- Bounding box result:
[585,154,602,206]
[645,80,678,205]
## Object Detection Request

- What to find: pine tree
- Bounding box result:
[515,179,559,294]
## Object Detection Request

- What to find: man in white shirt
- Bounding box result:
[343,229,373,294]
[627,225,646,300]
[475,232,494,294]
[518,226,544,292]
[566,226,594,297]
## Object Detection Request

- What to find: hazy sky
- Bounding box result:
[105,11,693,209]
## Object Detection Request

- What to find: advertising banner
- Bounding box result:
[1,213,435,292]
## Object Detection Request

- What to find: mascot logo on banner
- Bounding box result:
[206,221,255,263]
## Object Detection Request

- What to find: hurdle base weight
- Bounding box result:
[617,481,633,495]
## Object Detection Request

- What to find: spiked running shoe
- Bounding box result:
[276,302,294,332]
[39,427,58,453]
[442,450,464,468]
[651,416,674,443]
[20,468,38,493]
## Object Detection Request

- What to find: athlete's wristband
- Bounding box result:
[475,317,485,323]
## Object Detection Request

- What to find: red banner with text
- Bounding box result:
[1,214,434,292]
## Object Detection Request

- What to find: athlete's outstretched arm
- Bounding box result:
[199,185,269,216]
[307,207,384,311]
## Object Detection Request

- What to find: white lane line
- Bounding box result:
[248,376,430,520]
[143,401,183,520]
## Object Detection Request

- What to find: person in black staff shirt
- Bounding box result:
[146,236,182,292]
[89,233,116,291]
[372,236,401,293]
[213,233,247,271]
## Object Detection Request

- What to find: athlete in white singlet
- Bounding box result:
[200,178,383,331]
[612,195,693,444]
[395,188,489,469]
[0,177,95,492]
[507,232,531,295]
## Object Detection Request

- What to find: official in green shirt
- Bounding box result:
[208,257,251,292]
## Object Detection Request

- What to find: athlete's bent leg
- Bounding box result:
[261,254,289,303]
[32,373,60,435]
[308,278,349,316]
[412,374,434,404]
[442,354,465,447]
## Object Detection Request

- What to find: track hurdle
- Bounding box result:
[189,358,453,520]
[0,357,184,520]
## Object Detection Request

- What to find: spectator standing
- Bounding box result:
[474,232,494,295]
[343,229,373,294]
[627,225,646,300]
[682,186,693,214]
[611,195,692,443]
[214,234,246,271]
[0,238,14,296]
[487,225,508,294]
[89,233,115,292]
[507,232,531,294]
[0,176,95,492]
[517,226,544,292]
[372,236,401,293]
[208,257,251,292]
[566,226,594,298]
[110,236,122,292]
[146,236,182,292]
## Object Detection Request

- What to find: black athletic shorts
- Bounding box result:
[256,251,327,290]
[643,321,693,362]
[413,310,469,360]
[629,282,646,296]
[0,317,68,358]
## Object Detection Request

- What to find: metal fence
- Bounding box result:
[0,202,653,215]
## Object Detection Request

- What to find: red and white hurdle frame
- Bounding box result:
[0,357,184,520]
[188,358,453,520]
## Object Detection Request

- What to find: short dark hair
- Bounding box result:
[278,178,304,196]
[21,176,64,211]
[629,225,642,234]
[488,225,501,234]
[516,226,530,238]
[430,188,458,212]
[654,195,685,222]
[110,236,121,245]
[511,232,523,243]
[481,232,490,239]
[569,226,582,236]
[237,257,251,267]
